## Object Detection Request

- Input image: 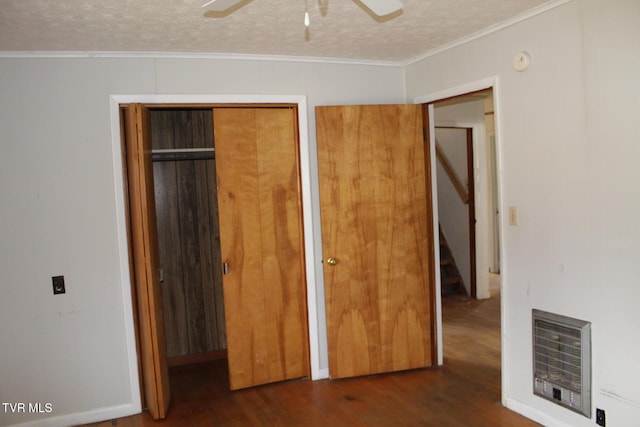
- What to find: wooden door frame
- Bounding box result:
[414,77,507,401]
[109,94,324,415]
[465,128,477,299]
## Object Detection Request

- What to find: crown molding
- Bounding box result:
[0,50,404,67]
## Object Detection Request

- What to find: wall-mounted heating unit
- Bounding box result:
[532,309,591,417]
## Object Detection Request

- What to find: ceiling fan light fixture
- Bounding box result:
[202,0,403,28]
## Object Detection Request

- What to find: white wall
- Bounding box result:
[407,0,640,425]
[0,56,404,426]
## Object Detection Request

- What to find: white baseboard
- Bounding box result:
[477,290,492,299]
[505,396,575,427]
[9,403,140,427]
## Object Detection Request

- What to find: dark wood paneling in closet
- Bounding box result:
[150,109,226,358]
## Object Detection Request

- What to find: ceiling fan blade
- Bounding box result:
[202,0,244,11]
[359,0,404,16]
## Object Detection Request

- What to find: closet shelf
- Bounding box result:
[152,148,215,162]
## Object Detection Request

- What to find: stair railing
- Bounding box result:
[435,140,469,204]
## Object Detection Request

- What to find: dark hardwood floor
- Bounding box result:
[85,283,539,426]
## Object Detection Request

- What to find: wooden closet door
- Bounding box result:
[316,104,436,379]
[122,104,171,418]
[214,107,310,390]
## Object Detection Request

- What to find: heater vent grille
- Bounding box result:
[532,310,591,418]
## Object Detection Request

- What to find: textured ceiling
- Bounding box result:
[0,0,554,63]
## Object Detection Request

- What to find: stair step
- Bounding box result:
[438,223,468,297]
[441,276,462,286]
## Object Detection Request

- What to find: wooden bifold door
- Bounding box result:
[122,104,171,419]
[214,107,310,390]
[122,104,310,419]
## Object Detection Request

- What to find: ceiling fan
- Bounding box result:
[202,0,404,19]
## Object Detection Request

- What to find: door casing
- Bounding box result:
[109,95,323,417]
[414,77,506,404]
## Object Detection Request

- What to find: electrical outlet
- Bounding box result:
[595,408,606,426]
[52,276,65,295]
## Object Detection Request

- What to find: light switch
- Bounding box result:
[509,206,518,226]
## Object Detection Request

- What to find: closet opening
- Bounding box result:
[150,108,227,368]
[120,103,311,419]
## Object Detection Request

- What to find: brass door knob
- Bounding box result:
[326,257,337,266]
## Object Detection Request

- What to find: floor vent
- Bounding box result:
[532,309,591,417]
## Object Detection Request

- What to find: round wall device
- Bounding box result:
[513,52,530,71]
